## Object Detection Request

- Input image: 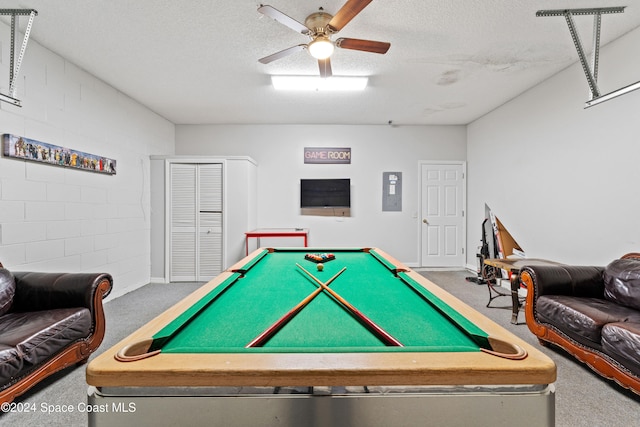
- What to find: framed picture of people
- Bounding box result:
[2,133,116,175]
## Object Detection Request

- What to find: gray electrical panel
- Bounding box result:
[382,172,402,212]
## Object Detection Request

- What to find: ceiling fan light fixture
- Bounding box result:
[271,75,368,91]
[308,37,334,59]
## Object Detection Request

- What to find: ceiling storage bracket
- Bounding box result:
[0,9,37,107]
[537,6,640,108]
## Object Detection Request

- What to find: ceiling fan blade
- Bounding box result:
[319,58,332,78]
[336,38,390,54]
[258,5,310,35]
[328,0,373,32]
[259,44,306,64]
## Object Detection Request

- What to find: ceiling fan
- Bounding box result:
[257,0,390,78]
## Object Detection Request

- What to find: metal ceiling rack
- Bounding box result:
[0,9,37,107]
[537,6,639,108]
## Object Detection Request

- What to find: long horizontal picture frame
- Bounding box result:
[2,133,116,175]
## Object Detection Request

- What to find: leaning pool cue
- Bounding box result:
[296,263,403,347]
[245,267,348,348]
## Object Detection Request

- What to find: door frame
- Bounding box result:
[418,160,467,268]
[164,158,228,283]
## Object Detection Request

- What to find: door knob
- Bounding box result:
[422,219,429,224]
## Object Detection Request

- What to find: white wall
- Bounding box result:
[0,23,175,299]
[175,124,466,265]
[467,26,640,266]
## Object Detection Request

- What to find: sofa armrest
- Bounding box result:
[10,272,112,314]
[621,253,640,260]
[521,265,605,299]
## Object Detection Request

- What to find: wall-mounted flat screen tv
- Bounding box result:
[300,178,351,209]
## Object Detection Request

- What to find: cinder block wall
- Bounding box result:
[0,22,175,299]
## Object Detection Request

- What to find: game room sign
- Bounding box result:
[304,147,351,164]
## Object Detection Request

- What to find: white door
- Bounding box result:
[420,162,465,267]
[169,164,197,281]
[169,163,223,281]
[197,164,223,279]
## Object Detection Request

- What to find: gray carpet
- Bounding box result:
[1,271,638,426]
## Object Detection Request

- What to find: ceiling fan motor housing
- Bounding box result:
[305,12,333,36]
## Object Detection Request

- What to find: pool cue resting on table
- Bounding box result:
[246,267,347,348]
[296,263,403,347]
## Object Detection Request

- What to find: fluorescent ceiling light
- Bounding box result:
[271,76,368,91]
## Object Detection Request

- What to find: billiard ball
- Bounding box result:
[317,263,324,271]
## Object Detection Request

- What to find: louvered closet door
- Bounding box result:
[169,163,223,282]
[198,164,223,279]
[170,164,197,281]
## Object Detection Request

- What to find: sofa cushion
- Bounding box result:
[0,268,16,316]
[601,322,640,378]
[0,308,91,365]
[536,295,640,347]
[603,258,640,310]
[0,344,23,388]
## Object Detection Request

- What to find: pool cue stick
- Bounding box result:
[296,263,403,347]
[245,267,347,348]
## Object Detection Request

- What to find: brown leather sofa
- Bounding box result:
[0,263,112,404]
[521,253,640,394]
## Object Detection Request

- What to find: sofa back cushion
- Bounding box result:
[603,258,640,310]
[0,267,16,316]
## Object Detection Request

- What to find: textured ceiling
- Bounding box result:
[3,0,640,125]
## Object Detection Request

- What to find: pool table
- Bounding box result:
[86,248,556,427]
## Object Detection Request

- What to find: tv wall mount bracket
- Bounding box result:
[0,9,37,107]
[537,6,639,108]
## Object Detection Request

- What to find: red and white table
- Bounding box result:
[244,228,309,255]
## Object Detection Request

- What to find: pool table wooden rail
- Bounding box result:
[87,249,556,388]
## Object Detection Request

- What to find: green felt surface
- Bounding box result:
[154,249,489,353]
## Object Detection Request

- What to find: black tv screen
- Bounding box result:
[300,179,351,208]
